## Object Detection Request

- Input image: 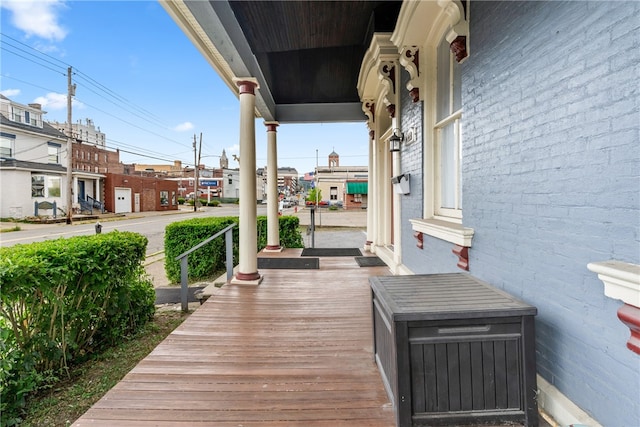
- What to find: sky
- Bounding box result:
[0,0,371,175]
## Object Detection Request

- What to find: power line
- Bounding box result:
[1,32,191,152]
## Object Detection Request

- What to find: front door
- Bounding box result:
[78,180,86,202]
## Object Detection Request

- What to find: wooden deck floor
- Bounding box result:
[73,250,395,426]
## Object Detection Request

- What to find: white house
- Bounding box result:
[0,95,69,219]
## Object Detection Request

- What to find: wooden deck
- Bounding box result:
[73,249,395,426]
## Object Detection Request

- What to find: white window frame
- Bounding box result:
[1,133,15,158]
[412,26,474,246]
[434,110,463,220]
[48,142,61,164]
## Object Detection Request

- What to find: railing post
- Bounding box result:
[225,227,233,282]
[180,255,189,312]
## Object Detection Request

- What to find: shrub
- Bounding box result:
[164,216,239,283]
[165,215,303,283]
[177,198,185,205]
[0,231,155,424]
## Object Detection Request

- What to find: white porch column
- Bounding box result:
[73,176,78,203]
[231,78,262,285]
[365,129,374,252]
[264,121,281,252]
[95,178,101,202]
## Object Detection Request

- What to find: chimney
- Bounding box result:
[28,103,42,110]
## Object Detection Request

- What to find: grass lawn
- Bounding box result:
[19,310,189,427]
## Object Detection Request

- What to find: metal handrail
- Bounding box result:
[175,223,236,312]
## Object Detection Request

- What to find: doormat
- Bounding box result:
[355,256,387,267]
[155,286,205,305]
[258,257,320,269]
[301,248,362,257]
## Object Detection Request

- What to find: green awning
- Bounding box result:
[346,182,368,195]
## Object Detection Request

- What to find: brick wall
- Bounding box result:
[462,2,640,425]
[398,68,462,273]
[104,173,178,213]
[72,142,122,174]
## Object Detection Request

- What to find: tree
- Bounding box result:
[306,188,322,205]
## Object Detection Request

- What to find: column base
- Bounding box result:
[263,245,283,253]
[230,272,263,286]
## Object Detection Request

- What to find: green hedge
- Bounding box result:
[164,215,303,283]
[0,231,155,424]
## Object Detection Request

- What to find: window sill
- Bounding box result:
[587,260,640,307]
[410,218,474,247]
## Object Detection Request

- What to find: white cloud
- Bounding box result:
[173,122,194,132]
[2,0,68,41]
[34,92,83,110]
[0,89,21,98]
[228,144,239,154]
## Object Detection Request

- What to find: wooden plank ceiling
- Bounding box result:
[228,1,402,105]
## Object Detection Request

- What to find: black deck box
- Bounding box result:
[370,273,538,427]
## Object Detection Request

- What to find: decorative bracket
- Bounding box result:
[438,0,470,63]
[399,46,420,102]
[452,244,469,271]
[378,61,397,108]
[414,231,423,249]
[362,99,375,129]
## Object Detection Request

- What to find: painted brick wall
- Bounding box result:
[462,2,640,425]
[399,63,463,273]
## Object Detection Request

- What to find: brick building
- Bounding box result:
[104,173,179,214]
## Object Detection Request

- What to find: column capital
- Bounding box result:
[233,77,260,95]
[264,121,280,132]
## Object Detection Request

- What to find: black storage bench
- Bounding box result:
[370,273,538,427]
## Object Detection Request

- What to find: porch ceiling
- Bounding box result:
[162,0,401,123]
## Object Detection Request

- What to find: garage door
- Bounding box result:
[114,187,132,213]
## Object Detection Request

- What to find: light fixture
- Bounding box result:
[389,129,404,153]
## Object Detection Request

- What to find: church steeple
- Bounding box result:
[329,149,339,167]
[220,149,229,169]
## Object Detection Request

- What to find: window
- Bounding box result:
[48,177,61,197]
[435,34,462,220]
[32,175,45,197]
[48,143,61,164]
[0,133,15,157]
[33,175,61,198]
[95,153,98,161]
[24,111,30,125]
[354,194,362,203]
[160,191,169,206]
[12,109,23,123]
[330,187,338,200]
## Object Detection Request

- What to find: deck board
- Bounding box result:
[73,250,394,426]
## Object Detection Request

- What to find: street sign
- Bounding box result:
[201,180,218,186]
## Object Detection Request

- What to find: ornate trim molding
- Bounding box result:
[587,260,640,307]
[439,0,470,63]
[450,35,468,63]
[588,260,640,355]
[410,218,474,247]
[264,121,279,132]
[452,244,469,271]
[234,78,259,95]
[362,99,375,127]
[386,104,396,119]
[400,46,421,102]
[378,61,397,107]
[618,304,640,354]
[413,231,423,249]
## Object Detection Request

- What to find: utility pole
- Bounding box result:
[193,134,198,212]
[66,66,75,224]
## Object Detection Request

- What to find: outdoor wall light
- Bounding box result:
[389,129,404,152]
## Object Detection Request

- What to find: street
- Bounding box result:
[0,205,268,255]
